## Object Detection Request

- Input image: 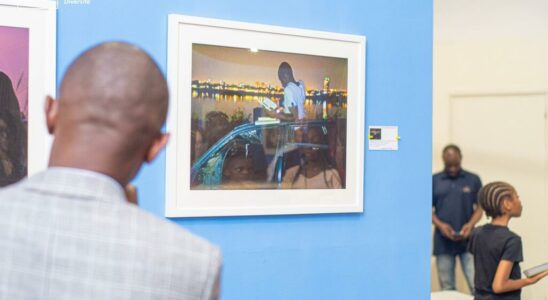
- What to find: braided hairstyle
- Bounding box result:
[478,181,515,218]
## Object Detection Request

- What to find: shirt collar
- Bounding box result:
[442,169,465,179]
[24,167,126,203]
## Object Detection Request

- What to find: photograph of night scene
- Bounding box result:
[190,43,348,190]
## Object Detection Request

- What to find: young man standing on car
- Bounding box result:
[266,62,306,121]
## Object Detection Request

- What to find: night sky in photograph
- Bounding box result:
[192,44,348,91]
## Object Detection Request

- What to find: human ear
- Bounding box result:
[144,133,169,162]
[44,96,59,134]
[501,198,513,212]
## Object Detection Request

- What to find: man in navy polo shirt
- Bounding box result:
[433,144,483,292]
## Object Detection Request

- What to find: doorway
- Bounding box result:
[448,93,548,299]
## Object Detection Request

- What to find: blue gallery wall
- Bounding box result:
[57,1,433,299]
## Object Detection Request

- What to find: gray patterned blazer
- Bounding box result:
[0,168,221,300]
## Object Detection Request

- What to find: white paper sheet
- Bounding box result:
[368,126,399,151]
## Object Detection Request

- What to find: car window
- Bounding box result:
[191,149,224,188]
[192,127,277,189]
[191,122,346,190]
[280,123,341,189]
[286,124,329,146]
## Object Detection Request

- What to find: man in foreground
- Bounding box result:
[0,42,221,299]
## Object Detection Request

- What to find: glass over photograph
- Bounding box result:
[190,44,348,190]
[0,25,29,187]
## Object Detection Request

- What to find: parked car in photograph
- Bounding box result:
[191,120,346,190]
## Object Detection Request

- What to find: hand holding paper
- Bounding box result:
[260,97,278,111]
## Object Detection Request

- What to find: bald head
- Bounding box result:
[48,42,169,185]
[443,145,462,178]
[59,42,167,141]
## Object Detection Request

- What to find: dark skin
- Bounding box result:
[45,42,170,197]
[222,156,254,182]
[265,69,299,121]
[44,42,221,300]
[488,190,548,293]
[432,148,483,241]
[300,128,325,178]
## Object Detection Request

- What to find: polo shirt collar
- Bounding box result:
[442,169,465,179]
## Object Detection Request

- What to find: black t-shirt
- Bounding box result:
[433,170,482,255]
[468,224,523,300]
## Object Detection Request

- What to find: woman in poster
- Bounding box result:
[0,71,26,187]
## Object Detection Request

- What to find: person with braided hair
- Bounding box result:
[468,182,548,300]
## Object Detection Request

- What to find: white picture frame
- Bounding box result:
[166,15,365,217]
[0,0,56,179]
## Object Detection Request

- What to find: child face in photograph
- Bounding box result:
[223,156,255,182]
[302,128,323,162]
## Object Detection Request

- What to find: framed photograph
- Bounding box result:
[166,15,365,217]
[0,0,56,187]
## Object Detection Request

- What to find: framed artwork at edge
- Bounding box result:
[0,0,56,187]
[166,15,365,217]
